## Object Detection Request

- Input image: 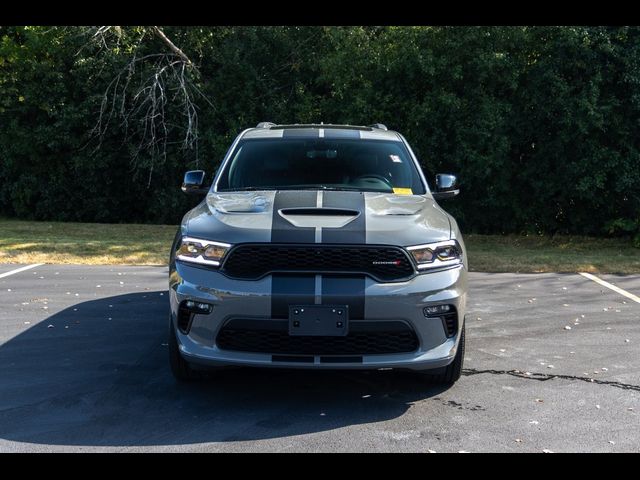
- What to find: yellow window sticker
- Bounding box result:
[393,187,413,195]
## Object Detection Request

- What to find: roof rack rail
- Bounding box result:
[368,123,388,131]
[256,122,276,128]
[271,124,373,131]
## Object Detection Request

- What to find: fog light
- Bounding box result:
[423,304,453,317]
[184,300,213,314]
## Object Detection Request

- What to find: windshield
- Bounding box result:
[216,138,426,194]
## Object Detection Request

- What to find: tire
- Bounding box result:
[423,321,465,385]
[168,319,201,382]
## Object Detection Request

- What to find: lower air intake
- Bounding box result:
[217,319,418,355]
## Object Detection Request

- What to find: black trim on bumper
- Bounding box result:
[216,319,419,355]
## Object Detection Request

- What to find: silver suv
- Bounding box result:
[169,123,467,384]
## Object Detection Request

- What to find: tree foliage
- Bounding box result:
[1,26,638,239]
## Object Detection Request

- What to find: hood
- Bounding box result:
[183,190,451,246]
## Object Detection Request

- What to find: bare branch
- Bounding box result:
[81,26,214,180]
[151,26,194,67]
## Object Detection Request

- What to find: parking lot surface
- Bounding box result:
[0,264,638,452]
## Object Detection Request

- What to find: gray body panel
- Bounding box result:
[170,125,467,371]
[184,191,450,246]
[184,192,276,243]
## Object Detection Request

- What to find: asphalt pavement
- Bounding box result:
[0,264,637,452]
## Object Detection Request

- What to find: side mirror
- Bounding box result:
[432,173,459,200]
[181,170,208,195]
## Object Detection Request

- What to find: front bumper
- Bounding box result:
[169,262,467,371]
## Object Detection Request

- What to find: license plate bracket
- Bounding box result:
[288,305,349,336]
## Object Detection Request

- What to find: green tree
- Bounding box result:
[0,26,638,241]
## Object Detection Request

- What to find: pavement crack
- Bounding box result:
[462,368,640,392]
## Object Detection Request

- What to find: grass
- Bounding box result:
[1,220,639,273]
[0,220,177,266]
[466,234,640,274]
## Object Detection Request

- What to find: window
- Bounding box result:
[217,138,426,194]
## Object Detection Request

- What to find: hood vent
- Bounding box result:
[279,208,359,217]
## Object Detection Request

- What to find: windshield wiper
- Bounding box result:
[316,186,388,192]
[220,185,393,193]
[276,185,393,193]
[218,186,278,191]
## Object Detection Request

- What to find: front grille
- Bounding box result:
[216,319,419,355]
[222,244,415,282]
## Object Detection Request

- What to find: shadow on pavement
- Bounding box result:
[0,291,448,447]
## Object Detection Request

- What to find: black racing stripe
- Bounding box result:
[271,190,317,243]
[270,190,366,322]
[271,274,316,319]
[282,128,319,138]
[320,191,366,244]
[323,129,361,139]
[321,275,365,320]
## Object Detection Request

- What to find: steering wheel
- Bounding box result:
[352,174,394,189]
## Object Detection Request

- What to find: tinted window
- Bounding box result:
[217,138,426,194]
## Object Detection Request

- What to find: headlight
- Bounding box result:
[176,236,231,267]
[406,240,463,270]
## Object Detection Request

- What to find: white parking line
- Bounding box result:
[579,272,640,304]
[0,264,45,279]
